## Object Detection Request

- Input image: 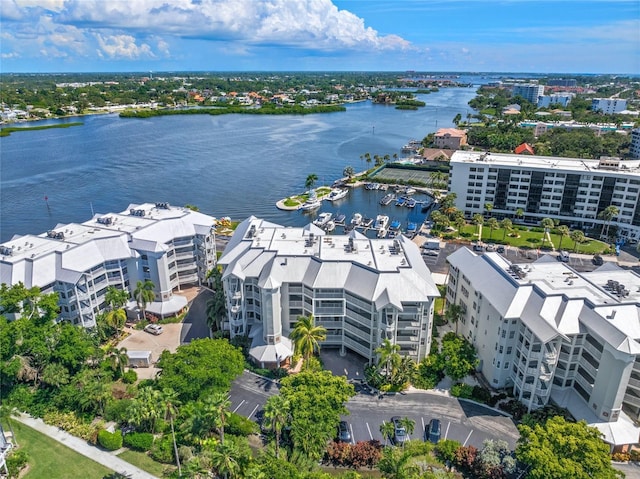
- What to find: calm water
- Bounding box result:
[0,87,478,242]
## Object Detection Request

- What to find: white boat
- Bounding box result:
[301,199,322,211]
[326,188,348,201]
[374,214,389,231]
[350,213,363,226]
[404,187,417,195]
[324,221,336,232]
[377,226,388,238]
[313,212,332,226]
[380,193,395,206]
[362,217,374,228]
[334,213,346,224]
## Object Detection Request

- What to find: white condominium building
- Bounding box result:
[591,98,628,114]
[218,217,439,368]
[449,151,640,242]
[446,248,640,447]
[512,84,544,104]
[536,93,574,108]
[0,203,217,327]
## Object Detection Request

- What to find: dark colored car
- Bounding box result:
[391,416,408,445]
[473,243,484,252]
[337,420,351,442]
[497,245,505,254]
[592,255,604,266]
[425,418,441,444]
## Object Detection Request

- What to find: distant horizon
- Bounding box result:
[2,1,637,74]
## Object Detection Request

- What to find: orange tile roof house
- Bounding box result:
[433,128,467,150]
[514,143,535,155]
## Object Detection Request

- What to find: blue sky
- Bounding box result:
[1,0,638,73]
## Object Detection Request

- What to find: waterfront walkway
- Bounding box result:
[14,413,159,479]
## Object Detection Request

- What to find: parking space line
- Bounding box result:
[463,429,473,446]
[366,422,373,440]
[233,400,245,413]
[350,423,355,445]
[248,404,260,419]
[421,417,425,435]
[444,421,451,440]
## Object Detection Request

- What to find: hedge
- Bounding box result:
[98,429,123,451]
[123,432,154,451]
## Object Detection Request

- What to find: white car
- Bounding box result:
[144,324,164,335]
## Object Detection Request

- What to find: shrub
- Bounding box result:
[629,449,640,462]
[471,385,492,404]
[6,449,28,478]
[122,370,137,384]
[612,452,630,462]
[435,439,461,463]
[98,429,123,451]
[226,412,258,436]
[499,399,527,421]
[451,383,473,399]
[43,410,102,443]
[150,434,174,463]
[104,399,134,423]
[123,432,154,451]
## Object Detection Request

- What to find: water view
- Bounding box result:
[1,87,477,241]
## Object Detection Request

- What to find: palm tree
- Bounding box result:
[129,386,163,433]
[211,441,241,479]
[515,208,524,223]
[484,202,494,218]
[133,280,155,322]
[263,395,290,459]
[105,307,127,339]
[472,214,484,241]
[380,421,395,446]
[162,388,182,476]
[486,218,499,240]
[106,346,128,378]
[0,404,19,447]
[105,286,129,310]
[399,417,415,437]
[445,303,464,336]
[365,153,372,167]
[498,219,512,242]
[570,230,585,253]
[598,205,619,240]
[453,113,462,126]
[454,216,466,238]
[375,338,401,382]
[540,218,555,248]
[304,173,318,191]
[557,225,570,250]
[343,166,355,178]
[204,392,231,445]
[290,314,327,363]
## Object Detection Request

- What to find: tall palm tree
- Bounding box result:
[304,173,318,191]
[399,417,415,437]
[570,230,585,253]
[105,286,129,310]
[486,218,499,240]
[472,214,484,241]
[557,225,570,250]
[263,395,290,459]
[484,202,494,218]
[380,421,395,446]
[598,205,619,240]
[540,218,555,248]
[105,307,127,339]
[290,314,327,363]
[454,216,466,238]
[500,218,513,240]
[133,280,155,321]
[515,208,524,223]
[211,441,241,479]
[204,392,231,445]
[162,388,182,476]
[0,404,19,447]
[375,339,401,382]
[445,303,464,336]
[106,345,128,378]
[365,153,372,167]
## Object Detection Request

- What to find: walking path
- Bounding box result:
[14,413,158,479]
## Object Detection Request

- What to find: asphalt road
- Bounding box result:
[180,288,214,343]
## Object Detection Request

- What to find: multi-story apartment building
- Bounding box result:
[446,248,640,448]
[0,203,216,327]
[547,79,577,87]
[536,93,574,108]
[218,217,439,368]
[449,151,640,243]
[591,98,628,114]
[433,128,467,150]
[512,84,544,104]
[630,128,640,159]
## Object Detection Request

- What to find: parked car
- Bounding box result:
[425,418,441,444]
[473,243,484,252]
[496,245,505,254]
[337,420,351,442]
[144,324,164,335]
[592,255,604,266]
[558,250,570,262]
[391,416,408,445]
[485,244,496,252]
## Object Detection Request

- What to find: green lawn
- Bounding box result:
[449,224,609,254]
[10,420,112,479]
[117,449,174,477]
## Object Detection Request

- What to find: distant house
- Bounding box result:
[421,148,455,162]
[514,143,535,155]
[433,128,467,150]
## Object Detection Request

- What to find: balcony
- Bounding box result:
[230,304,241,314]
[626,377,640,390]
[397,336,419,344]
[623,393,640,409]
[526,366,539,376]
[230,316,244,327]
[232,291,242,300]
[343,336,370,357]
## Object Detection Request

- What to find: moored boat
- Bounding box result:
[380,193,395,206]
[390,219,401,231]
[324,220,336,232]
[313,212,333,226]
[326,188,348,202]
[405,198,417,208]
[300,199,322,211]
[362,217,374,228]
[374,214,389,231]
[350,213,363,226]
[407,222,418,235]
[395,196,407,207]
[334,213,346,225]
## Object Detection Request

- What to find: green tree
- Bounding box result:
[105,286,129,310]
[484,202,493,217]
[399,417,415,438]
[162,388,182,476]
[472,214,484,240]
[305,173,318,191]
[105,346,128,379]
[486,218,499,240]
[210,441,241,479]
[540,218,555,248]
[445,303,464,336]
[453,113,462,126]
[205,391,231,445]
[380,421,395,447]
[570,230,585,253]
[343,166,355,178]
[375,339,401,382]
[206,268,226,332]
[377,447,420,479]
[598,205,619,239]
[263,394,291,459]
[440,333,478,381]
[0,404,19,447]
[557,225,570,250]
[515,208,524,222]
[516,416,622,479]
[156,338,244,402]
[104,307,127,340]
[290,314,327,364]
[500,218,513,240]
[128,385,163,433]
[40,362,70,389]
[133,280,155,321]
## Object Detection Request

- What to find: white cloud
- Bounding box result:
[1,52,20,59]
[95,34,154,59]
